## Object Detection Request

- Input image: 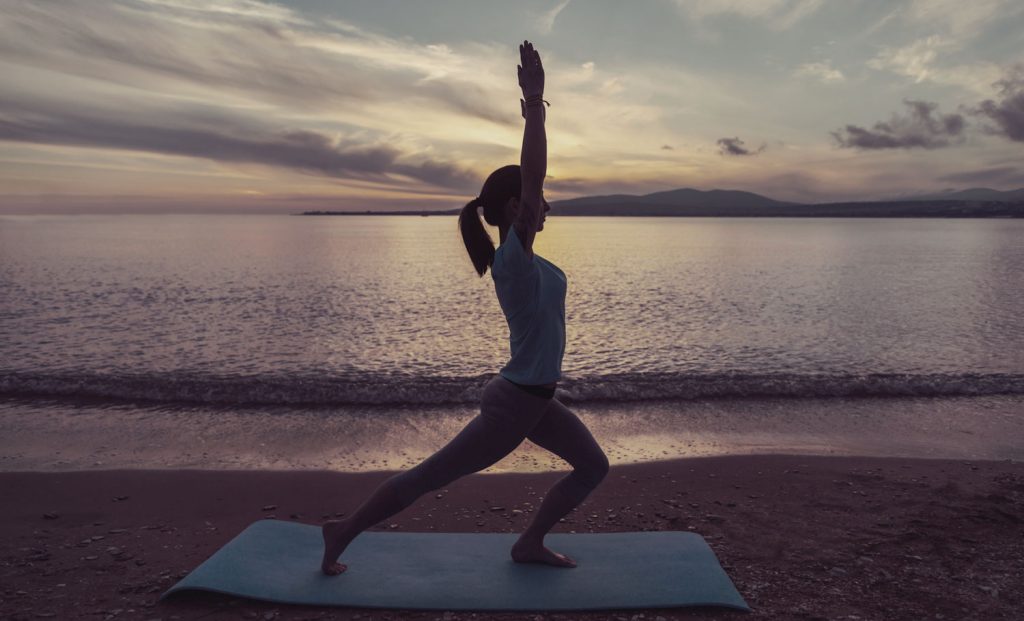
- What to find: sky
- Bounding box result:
[1,0,1023,213]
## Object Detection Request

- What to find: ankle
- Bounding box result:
[327,517,353,535]
[515,531,544,547]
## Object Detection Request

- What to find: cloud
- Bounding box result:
[867,35,1004,95]
[537,0,572,34]
[868,35,947,83]
[903,0,1022,40]
[865,2,1023,46]
[0,190,465,214]
[0,97,477,189]
[543,176,599,194]
[677,0,824,30]
[599,77,625,96]
[938,166,1023,185]
[832,100,966,150]
[794,61,845,84]
[0,0,515,125]
[717,137,765,156]
[543,175,673,198]
[149,0,306,24]
[971,66,1024,142]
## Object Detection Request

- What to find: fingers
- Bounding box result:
[517,40,542,86]
[520,40,537,62]
[518,42,542,67]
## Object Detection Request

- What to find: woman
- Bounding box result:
[321,40,609,576]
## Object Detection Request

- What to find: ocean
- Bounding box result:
[2,214,1022,471]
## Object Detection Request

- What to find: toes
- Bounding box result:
[555,553,576,566]
[511,547,576,567]
[323,562,347,576]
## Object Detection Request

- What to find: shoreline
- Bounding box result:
[4,394,1023,473]
[2,453,1021,620]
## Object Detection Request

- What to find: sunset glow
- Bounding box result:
[2,0,1023,212]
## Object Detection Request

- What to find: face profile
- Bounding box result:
[506,196,551,231]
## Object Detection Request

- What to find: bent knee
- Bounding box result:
[577,452,610,488]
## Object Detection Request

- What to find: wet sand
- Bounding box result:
[1,454,1022,620]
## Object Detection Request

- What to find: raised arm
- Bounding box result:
[514,40,547,256]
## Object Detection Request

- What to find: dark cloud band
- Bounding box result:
[971,66,1024,142]
[832,99,965,150]
[717,137,765,156]
[0,103,476,190]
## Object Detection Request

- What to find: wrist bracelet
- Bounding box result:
[520,97,550,119]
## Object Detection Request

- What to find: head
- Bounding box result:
[458,164,550,277]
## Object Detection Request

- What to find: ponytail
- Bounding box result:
[458,165,521,277]
[459,197,495,277]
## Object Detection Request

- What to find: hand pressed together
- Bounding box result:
[518,40,544,100]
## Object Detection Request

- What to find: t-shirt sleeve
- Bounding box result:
[493,226,535,278]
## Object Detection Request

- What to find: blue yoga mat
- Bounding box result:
[162,520,749,611]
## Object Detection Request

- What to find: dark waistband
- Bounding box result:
[504,378,557,400]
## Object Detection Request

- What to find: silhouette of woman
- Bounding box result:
[321,40,609,576]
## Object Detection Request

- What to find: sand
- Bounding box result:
[1,454,1022,620]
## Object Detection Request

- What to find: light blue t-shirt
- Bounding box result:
[491,226,567,385]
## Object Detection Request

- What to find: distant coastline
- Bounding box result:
[302,209,461,216]
[300,200,1024,218]
[300,186,1024,218]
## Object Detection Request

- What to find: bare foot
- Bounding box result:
[510,540,577,568]
[321,520,351,576]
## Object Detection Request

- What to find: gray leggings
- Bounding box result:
[345,374,609,534]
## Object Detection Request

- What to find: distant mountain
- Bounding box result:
[300,186,1024,218]
[543,186,1024,217]
[551,188,795,216]
[897,187,1024,202]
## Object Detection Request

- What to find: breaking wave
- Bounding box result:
[2,370,1023,407]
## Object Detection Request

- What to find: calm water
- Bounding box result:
[3,214,1024,471]
[1,214,1023,406]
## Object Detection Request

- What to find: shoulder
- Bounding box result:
[493,227,536,278]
